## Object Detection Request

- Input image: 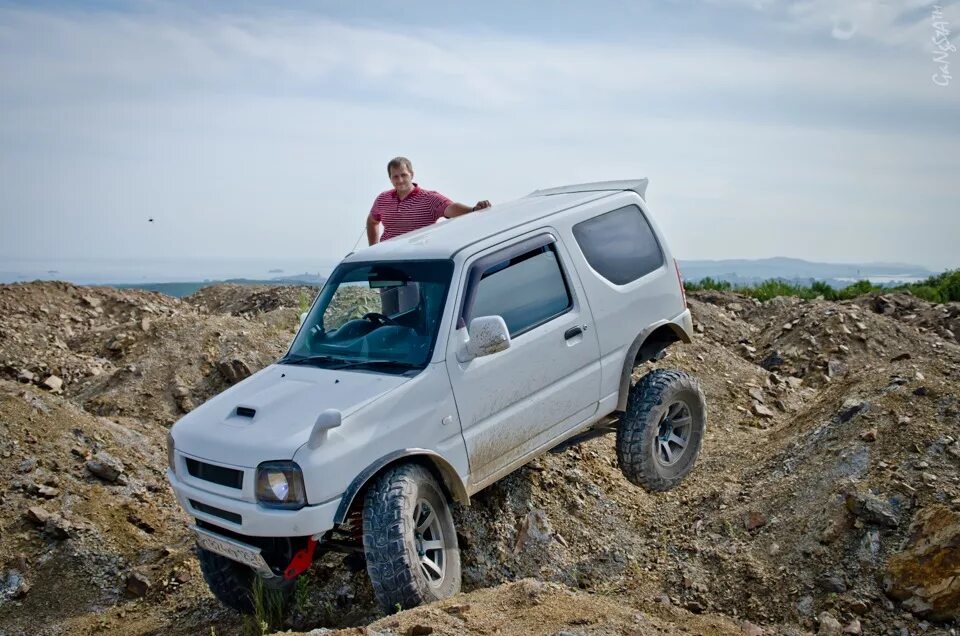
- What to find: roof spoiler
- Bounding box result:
[527,179,649,200]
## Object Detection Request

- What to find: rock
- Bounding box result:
[890,352,912,362]
[86,452,124,483]
[898,415,912,425]
[752,403,775,419]
[16,370,35,384]
[0,570,30,601]
[24,506,51,526]
[125,571,151,598]
[914,386,929,396]
[827,359,846,377]
[847,599,869,615]
[744,511,767,531]
[748,387,765,403]
[741,621,765,636]
[16,458,37,473]
[922,472,938,484]
[817,612,842,635]
[443,603,470,615]
[741,343,757,355]
[796,595,814,616]
[760,350,785,371]
[845,492,899,528]
[838,399,867,423]
[860,428,877,442]
[842,619,861,635]
[36,485,59,499]
[884,505,960,621]
[514,509,553,553]
[406,626,433,636]
[217,359,253,384]
[41,375,63,392]
[44,516,72,539]
[818,574,847,592]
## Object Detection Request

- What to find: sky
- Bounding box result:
[0,0,958,274]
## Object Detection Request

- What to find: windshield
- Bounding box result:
[284,260,454,373]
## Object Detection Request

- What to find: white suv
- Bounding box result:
[166,179,706,614]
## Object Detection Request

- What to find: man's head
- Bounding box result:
[387,156,414,194]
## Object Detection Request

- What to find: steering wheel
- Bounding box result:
[362,312,399,326]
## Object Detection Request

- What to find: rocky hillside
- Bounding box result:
[0,282,957,636]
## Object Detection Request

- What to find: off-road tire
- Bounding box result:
[197,548,293,613]
[363,463,461,613]
[617,368,706,491]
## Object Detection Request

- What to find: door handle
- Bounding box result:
[564,326,583,340]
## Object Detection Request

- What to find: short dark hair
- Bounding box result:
[387,156,413,174]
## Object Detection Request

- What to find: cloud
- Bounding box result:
[0,3,957,270]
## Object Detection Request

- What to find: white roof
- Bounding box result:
[345,179,647,262]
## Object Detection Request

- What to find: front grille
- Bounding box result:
[185,458,243,489]
[190,500,242,525]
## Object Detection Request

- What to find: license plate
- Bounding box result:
[192,526,276,579]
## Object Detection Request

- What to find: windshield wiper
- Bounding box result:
[331,359,419,371]
[278,354,347,367]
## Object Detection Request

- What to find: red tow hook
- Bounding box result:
[283,537,318,581]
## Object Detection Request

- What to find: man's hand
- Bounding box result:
[472,200,491,212]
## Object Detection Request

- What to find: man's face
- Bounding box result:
[389,165,414,192]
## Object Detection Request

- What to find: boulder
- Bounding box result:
[41,375,63,392]
[86,452,124,483]
[845,492,899,528]
[884,505,960,621]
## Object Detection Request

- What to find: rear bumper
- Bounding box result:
[167,469,340,538]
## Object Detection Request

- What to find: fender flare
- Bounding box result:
[333,449,469,525]
[615,321,687,411]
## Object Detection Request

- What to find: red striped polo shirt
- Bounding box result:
[369,184,452,241]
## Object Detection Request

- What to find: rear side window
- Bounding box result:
[469,245,572,337]
[572,205,664,285]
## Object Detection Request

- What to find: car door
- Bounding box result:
[445,231,602,488]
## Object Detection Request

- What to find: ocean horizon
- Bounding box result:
[0,257,341,286]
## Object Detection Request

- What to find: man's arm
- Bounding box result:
[443,200,491,218]
[366,214,381,245]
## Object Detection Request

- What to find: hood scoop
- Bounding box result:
[234,406,256,418]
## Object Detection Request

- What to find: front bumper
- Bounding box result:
[167,468,340,538]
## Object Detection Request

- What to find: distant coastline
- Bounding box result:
[0,256,945,298]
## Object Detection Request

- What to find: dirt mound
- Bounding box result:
[0,380,241,636]
[186,284,318,317]
[852,292,960,344]
[1,281,959,636]
[299,578,748,636]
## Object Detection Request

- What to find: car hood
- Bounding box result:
[171,364,409,467]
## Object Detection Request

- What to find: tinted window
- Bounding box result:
[470,246,571,336]
[573,205,664,284]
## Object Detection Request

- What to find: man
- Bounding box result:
[366,157,491,245]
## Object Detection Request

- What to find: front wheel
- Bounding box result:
[363,463,461,613]
[617,368,707,491]
[197,548,294,613]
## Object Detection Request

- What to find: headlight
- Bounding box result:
[256,461,306,509]
[167,431,176,473]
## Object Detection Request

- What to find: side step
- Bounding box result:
[548,415,620,454]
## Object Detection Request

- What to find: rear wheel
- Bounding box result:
[616,369,706,491]
[362,463,461,613]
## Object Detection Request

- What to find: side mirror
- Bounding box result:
[460,316,511,362]
[307,409,342,449]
